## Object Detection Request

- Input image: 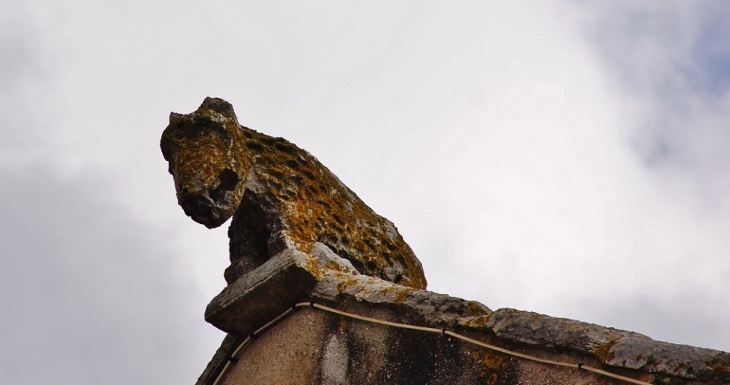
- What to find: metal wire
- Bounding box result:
[210,301,652,385]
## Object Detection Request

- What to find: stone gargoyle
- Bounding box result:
[160,97,426,289]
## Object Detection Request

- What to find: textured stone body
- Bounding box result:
[198,259,730,385]
[159,99,730,385]
[161,97,426,289]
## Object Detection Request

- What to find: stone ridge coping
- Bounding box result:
[200,245,730,384]
[484,308,730,382]
[311,273,730,384]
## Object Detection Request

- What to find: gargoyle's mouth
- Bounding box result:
[179,169,239,229]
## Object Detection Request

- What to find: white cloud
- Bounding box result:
[3,3,729,383]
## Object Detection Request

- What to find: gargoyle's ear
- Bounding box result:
[169,112,183,124]
[200,97,237,120]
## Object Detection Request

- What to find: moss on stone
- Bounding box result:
[161,97,427,289]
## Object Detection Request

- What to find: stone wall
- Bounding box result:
[194,250,730,385]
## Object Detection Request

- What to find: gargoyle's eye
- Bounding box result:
[210,168,239,201]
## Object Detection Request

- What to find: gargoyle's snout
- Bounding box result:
[178,168,240,229]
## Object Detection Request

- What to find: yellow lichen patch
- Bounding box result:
[236,126,426,288]
[163,97,427,289]
[464,300,490,316]
[482,352,506,370]
[301,254,326,281]
[593,338,619,362]
[161,99,250,228]
[707,358,730,375]
[377,284,411,304]
[336,275,366,293]
[470,349,509,385]
[462,315,492,328]
[486,372,498,385]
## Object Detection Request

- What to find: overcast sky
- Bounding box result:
[2,1,729,384]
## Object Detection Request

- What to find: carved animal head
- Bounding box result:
[160,97,250,228]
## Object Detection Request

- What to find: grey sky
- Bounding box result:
[0,163,221,383]
[2,1,730,384]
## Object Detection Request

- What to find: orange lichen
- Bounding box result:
[161,99,250,228]
[462,315,492,328]
[482,353,505,370]
[161,97,427,289]
[594,338,619,362]
[471,349,508,385]
[486,372,498,385]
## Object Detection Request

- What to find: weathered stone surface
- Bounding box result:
[606,336,730,382]
[195,230,730,384]
[480,308,730,383]
[217,306,514,385]
[159,98,730,385]
[161,97,426,289]
[312,273,492,327]
[484,307,646,357]
[204,247,319,335]
[217,269,729,384]
[161,99,250,229]
[219,307,329,385]
[205,241,364,334]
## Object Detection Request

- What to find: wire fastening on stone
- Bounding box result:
[210,307,296,385]
[210,301,652,385]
